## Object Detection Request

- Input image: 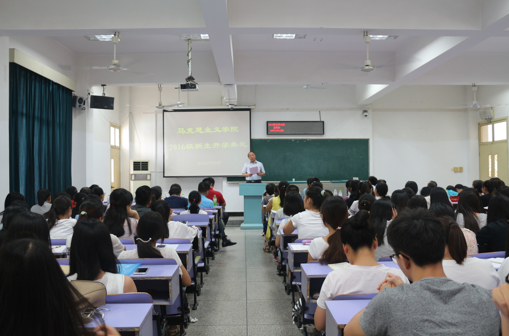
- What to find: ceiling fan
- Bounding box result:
[91,32,133,72]
[361,31,375,73]
[303,85,327,89]
[129,85,185,111]
[467,84,507,109]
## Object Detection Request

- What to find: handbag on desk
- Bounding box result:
[70,280,107,323]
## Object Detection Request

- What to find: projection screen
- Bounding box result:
[163,109,251,177]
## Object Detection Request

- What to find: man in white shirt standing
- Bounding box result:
[241,152,266,183]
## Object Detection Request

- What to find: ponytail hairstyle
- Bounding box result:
[277,181,290,207]
[44,196,72,230]
[456,188,482,232]
[439,216,467,265]
[305,186,330,210]
[188,191,202,214]
[391,189,409,215]
[151,200,171,238]
[103,188,134,238]
[340,210,376,252]
[77,198,104,224]
[136,212,165,258]
[369,198,394,247]
[358,194,375,212]
[283,192,305,217]
[319,197,348,264]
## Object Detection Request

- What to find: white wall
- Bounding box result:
[0,37,10,205]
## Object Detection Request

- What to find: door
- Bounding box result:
[110,124,121,191]
[479,118,508,182]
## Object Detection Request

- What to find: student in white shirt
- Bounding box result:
[456,189,487,232]
[314,210,409,331]
[348,182,374,216]
[283,187,330,239]
[179,191,208,215]
[45,196,76,239]
[66,198,125,257]
[370,198,397,261]
[440,216,499,289]
[151,200,201,242]
[30,188,52,215]
[103,188,139,242]
[308,196,348,262]
[68,218,137,294]
[118,212,192,287]
[275,191,305,250]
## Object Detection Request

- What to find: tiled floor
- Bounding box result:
[186,227,302,336]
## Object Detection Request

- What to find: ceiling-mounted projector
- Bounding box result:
[180,83,199,91]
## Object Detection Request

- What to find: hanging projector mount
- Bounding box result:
[181,39,199,91]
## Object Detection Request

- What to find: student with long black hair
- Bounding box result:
[472,180,484,197]
[30,188,52,215]
[283,187,329,239]
[68,219,137,294]
[104,188,139,242]
[152,200,200,241]
[481,180,495,207]
[307,196,348,263]
[349,183,374,216]
[405,181,418,195]
[391,189,409,215]
[0,239,116,336]
[407,195,428,210]
[346,180,361,208]
[180,191,208,215]
[370,198,397,261]
[456,188,487,231]
[430,187,453,209]
[275,191,305,251]
[314,210,408,331]
[4,212,50,246]
[266,180,289,214]
[440,216,499,289]
[476,195,509,252]
[72,192,87,218]
[118,211,191,286]
[0,204,29,246]
[0,191,25,224]
[45,195,76,239]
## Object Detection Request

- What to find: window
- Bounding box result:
[495,155,498,177]
[111,159,114,183]
[494,122,507,141]
[489,155,492,178]
[110,127,115,146]
[115,128,120,147]
[110,125,120,148]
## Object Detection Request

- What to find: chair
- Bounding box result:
[379,256,392,261]
[120,239,134,245]
[333,293,377,300]
[163,238,191,244]
[106,292,153,304]
[51,239,66,246]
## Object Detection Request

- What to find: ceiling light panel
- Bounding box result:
[368,35,398,40]
[179,34,209,40]
[273,34,306,39]
[85,35,115,42]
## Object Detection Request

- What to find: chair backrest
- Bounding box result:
[163,238,191,244]
[106,292,153,304]
[295,238,314,243]
[118,258,178,265]
[378,256,392,261]
[51,239,67,246]
[57,258,70,266]
[469,251,505,259]
[333,293,377,300]
[120,239,134,245]
[173,214,209,223]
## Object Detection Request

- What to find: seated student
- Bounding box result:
[71,192,87,219]
[456,188,487,231]
[430,202,478,255]
[30,188,52,215]
[480,180,495,207]
[0,204,29,246]
[430,186,454,208]
[427,180,438,189]
[187,182,214,209]
[283,187,329,239]
[266,180,289,214]
[104,188,139,242]
[65,186,78,204]
[390,189,409,215]
[0,192,25,224]
[402,187,415,199]
[4,212,50,245]
[455,184,464,194]
[496,228,509,284]
[420,186,431,208]
[439,216,499,289]
[79,186,92,195]
[91,186,105,202]
[131,185,152,217]
[45,196,76,239]
[202,177,228,220]
[274,184,300,227]
[68,218,137,294]
[308,196,348,262]
[371,198,397,261]
[346,180,361,208]
[493,283,509,335]
[0,239,119,336]
[151,200,200,241]
[314,210,409,331]
[274,191,305,252]
[407,195,428,210]
[118,211,192,287]
[405,181,418,195]
[374,182,388,199]
[344,208,501,336]
[261,183,275,235]
[476,195,509,252]
[66,199,125,258]
[349,183,374,216]
[472,179,484,197]
[349,193,375,216]
[345,180,353,199]
[446,185,459,197]
[368,176,378,190]
[164,183,189,209]
[302,177,320,200]
[151,186,163,202]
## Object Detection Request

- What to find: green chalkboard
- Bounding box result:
[228,139,369,182]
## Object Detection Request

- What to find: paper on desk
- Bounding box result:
[328,262,350,271]
[488,258,505,264]
[52,245,66,253]
[290,244,309,251]
[249,167,258,174]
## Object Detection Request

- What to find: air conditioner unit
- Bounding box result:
[130,160,151,193]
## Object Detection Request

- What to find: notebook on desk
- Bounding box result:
[328,262,350,271]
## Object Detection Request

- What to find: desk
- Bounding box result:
[51,245,67,258]
[86,303,153,336]
[129,264,180,305]
[325,300,370,336]
[288,243,310,272]
[124,244,193,273]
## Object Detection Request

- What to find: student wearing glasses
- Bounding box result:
[314,210,408,331]
[344,209,501,336]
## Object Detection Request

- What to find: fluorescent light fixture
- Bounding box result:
[369,35,398,40]
[85,35,116,42]
[179,34,209,40]
[273,34,306,39]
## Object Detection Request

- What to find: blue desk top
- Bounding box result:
[85,303,153,330]
[325,300,370,327]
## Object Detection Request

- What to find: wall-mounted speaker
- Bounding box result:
[72,96,86,110]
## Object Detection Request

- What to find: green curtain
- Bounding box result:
[9,63,73,206]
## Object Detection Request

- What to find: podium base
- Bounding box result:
[240,223,263,230]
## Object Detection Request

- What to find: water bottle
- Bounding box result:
[339,190,343,197]
[333,189,338,196]
[213,195,217,206]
